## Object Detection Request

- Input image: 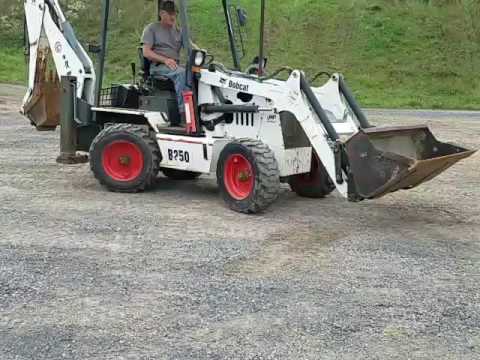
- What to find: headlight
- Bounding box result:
[194,51,206,67]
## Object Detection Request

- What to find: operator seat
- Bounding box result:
[137,46,181,126]
[138,46,175,91]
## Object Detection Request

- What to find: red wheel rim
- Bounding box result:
[102,141,144,182]
[224,154,254,200]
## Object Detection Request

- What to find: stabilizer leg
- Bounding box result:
[56,76,88,164]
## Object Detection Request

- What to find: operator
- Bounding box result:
[142,0,191,122]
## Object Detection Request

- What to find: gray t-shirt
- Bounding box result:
[142,22,182,61]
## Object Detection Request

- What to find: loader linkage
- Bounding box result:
[298,73,475,202]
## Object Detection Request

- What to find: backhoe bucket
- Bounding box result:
[344,125,476,199]
[22,53,61,131]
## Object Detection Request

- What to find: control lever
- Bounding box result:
[131,62,136,85]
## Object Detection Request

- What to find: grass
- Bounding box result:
[1,0,480,109]
[0,45,26,85]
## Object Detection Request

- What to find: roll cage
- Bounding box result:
[94,0,266,103]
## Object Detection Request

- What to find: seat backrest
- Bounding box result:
[138,46,151,80]
[138,43,175,91]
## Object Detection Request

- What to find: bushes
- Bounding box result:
[1,0,479,109]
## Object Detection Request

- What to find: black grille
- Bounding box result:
[98,86,139,109]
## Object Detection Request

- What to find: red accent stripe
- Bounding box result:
[157,138,204,145]
[183,91,197,134]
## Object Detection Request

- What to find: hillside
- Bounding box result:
[1,0,480,109]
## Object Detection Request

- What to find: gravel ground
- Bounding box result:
[1,85,479,359]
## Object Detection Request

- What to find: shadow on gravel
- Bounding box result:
[364,202,473,227]
[152,177,219,197]
[224,227,345,279]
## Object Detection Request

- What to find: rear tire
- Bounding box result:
[217,139,280,214]
[162,168,201,180]
[288,151,334,198]
[90,124,160,193]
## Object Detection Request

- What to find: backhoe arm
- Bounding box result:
[22,0,96,130]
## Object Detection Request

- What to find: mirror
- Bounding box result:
[222,0,261,71]
[237,8,247,27]
[228,4,247,65]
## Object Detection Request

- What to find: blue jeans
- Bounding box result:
[150,64,190,113]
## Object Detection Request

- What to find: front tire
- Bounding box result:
[288,151,334,198]
[217,139,280,214]
[90,124,160,192]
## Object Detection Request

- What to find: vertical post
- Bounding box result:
[258,0,266,76]
[178,0,192,87]
[178,0,201,133]
[57,76,88,164]
[23,14,30,82]
[95,0,110,106]
[23,15,29,57]
[223,0,241,70]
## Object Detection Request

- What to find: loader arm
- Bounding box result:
[22,0,96,130]
[296,73,476,201]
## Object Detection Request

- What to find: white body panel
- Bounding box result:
[281,147,313,176]
[154,133,313,178]
[195,69,359,197]
[156,135,213,173]
[93,107,169,131]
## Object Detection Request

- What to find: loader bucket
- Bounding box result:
[344,125,476,199]
[22,54,61,131]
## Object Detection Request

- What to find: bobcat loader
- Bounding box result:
[21,0,475,213]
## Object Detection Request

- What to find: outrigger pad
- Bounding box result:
[344,125,476,199]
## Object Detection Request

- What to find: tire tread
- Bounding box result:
[89,124,160,193]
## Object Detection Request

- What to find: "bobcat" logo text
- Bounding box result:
[228,80,249,92]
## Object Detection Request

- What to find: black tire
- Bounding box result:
[161,168,201,180]
[89,124,160,193]
[288,151,335,198]
[217,139,280,214]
